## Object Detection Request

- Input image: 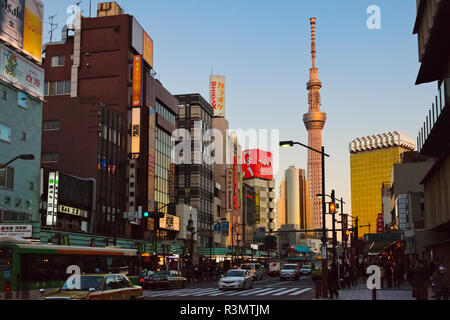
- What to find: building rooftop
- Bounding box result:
[349,131,416,154]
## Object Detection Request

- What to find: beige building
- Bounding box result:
[243,178,276,234]
[276,166,313,236]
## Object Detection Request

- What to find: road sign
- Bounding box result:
[322,244,327,259]
[221,221,229,232]
[214,224,221,232]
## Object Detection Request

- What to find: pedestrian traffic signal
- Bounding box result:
[144,212,149,218]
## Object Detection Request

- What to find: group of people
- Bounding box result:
[378,261,405,289]
[327,260,362,299]
[411,260,450,300]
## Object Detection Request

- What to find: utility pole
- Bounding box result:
[47,15,58,43]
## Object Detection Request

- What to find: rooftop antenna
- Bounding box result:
[46,15,58,43]
[75,1,85,16]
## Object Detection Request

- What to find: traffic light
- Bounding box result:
[345,229,350,241]
[90,238,95,247]
[329,190,336,214]
[354,219,359,240]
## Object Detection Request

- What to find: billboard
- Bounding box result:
[0,43,44,100]
[0,0,43,63]
[159,214,180,231]
[242,149,273,180]
[132,55,142,106]
[209,75,225,117]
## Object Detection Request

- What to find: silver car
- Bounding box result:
[218,269,254,290]
[280,264,301,281]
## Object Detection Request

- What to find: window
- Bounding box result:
[2,90,6,100]
[51,55,65,67]
[44,82,49,96]
[21,131,26,141]
[43,120,60,131]
[42,153,59,163]
[0,123,11,143]
[18,92,28,108]
[56,80,71,95]
[0,167,14,189]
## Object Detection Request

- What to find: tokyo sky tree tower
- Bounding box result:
[303,17,327,230]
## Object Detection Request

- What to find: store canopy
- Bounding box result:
[292,245,313,254]
[284,257,310,261]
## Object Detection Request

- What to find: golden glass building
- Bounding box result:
[349,132,415,238]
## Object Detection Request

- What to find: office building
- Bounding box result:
[349,131,415,238]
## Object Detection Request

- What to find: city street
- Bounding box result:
[143,274,315,300]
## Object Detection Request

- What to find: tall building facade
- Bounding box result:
[303,17,326,229]
[276,167,313,233]
[174,94,215,249]
[0,0,44,241]
[41,3,179,246]
[349,131,415,238]
[414,0,450,267]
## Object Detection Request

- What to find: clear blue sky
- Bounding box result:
[43,0,436,212]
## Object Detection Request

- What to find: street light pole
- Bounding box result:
[0,154,35,169]
[280,141,329,298]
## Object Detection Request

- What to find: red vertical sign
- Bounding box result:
[377,213,384,233]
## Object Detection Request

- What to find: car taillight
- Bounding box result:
[5,282,11,292]
[254,270,256,273]
[139,278,145,282]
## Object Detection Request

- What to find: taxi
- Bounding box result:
[41,274,143,300]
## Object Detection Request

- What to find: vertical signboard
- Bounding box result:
[131,107,141,159]
[147,105,156,230]
[46,171,59,226]
[209,75,225,117]
[23,0,44,62]
[0,0,43,63]
[377,213,384,234]
[132,55,142,107]
[233,155,238,210]
[255,189,260,225]
[226,168,233,212]
[143,31,153,69]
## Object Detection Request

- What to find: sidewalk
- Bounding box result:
[315,281,423,300]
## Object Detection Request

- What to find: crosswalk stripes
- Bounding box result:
[144,286,313,298]
[255,287,289,296]
[288,288,312,296]
[272,288,299,296]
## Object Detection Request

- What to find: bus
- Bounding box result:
[0,236,139,300]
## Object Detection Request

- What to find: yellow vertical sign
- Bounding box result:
[23,0,44,63]
[131,108,141,157]
[143,32,153,69]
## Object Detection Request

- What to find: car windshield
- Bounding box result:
[61,276,104,291]
[282,265,296,270]
[241,265,253,270]
[225,270,244,277]
[152,271,170,278]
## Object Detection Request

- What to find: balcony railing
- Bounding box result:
[417,77,449,153]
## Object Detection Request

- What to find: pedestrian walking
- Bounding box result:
[432,265,450,300]
[413,261,428,300]
[328,262,340,299]
[380,264,385,289]
[385,262,393,288]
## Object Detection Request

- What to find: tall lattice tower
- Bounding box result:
[303,17,327,229]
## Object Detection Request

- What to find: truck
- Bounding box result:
[267,261,281,276]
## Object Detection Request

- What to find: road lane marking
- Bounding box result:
[255,287,288,296]
[189,288,224,296]
[272,288,300,296]
[288,288,312,296]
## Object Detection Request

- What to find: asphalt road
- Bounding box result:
[143,274,316,300]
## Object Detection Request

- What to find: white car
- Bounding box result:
[280,264,301,281]
[218,269,254,290]
[300,265,312,274]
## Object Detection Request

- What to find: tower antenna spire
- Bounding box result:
[310,17,317,69]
